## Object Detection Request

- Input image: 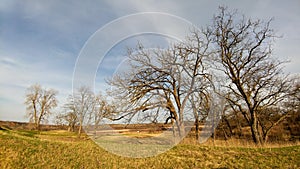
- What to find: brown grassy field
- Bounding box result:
[0,123,299,169]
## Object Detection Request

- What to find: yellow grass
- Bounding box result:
[0,128,299,168]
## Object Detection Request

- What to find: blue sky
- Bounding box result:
[0,0,299,122]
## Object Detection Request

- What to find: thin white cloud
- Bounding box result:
[0,57,20,68]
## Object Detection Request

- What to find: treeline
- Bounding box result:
[24,7,300,145]
[25,85,114,137]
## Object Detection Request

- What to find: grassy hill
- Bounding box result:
[0,126,299,169]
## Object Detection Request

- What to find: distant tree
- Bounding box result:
[65,86,95,136]
[25,84,58,130]
[85,93,116,134]
[87,92,116,134]
[284,79,300,139]
[55,110,78,132]
[207,6,296,144]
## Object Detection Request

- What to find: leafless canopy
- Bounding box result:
[108,6,298,144]
[207,6,296,144]
[25,84,58,130]
[62,87,115,135]
[109,31,214,137]
[65,86,95,136]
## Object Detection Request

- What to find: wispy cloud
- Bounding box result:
[0,0,299,122]
[0,57,20,67]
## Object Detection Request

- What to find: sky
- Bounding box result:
[0,0,299,122]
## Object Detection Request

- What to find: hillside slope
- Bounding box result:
[0,127,299,169]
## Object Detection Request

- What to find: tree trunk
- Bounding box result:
[179,122,185,138]
[212,128,216,145]
[250,112,261,145]
[32,100,38,130]
[236,118,243,138]
[223,116,233,137]
[195,118,199,140]
[35,122,40,130]
[78,126,82,137]
[37,113,43,131]
[171,118,175,137]
[263,134,269,144]
[222,128,228,140]
[212,111,216,144]
[174,120,181,137]
[78,124,82,137]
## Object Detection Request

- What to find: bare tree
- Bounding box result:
[55,110,78,132]
[65,86,95,136]
[90,92,116,134]
[25,84,58,130]
[190,90,211,140]
[109,31,213,138]
[282,79,300,140]
[207,6,296,144]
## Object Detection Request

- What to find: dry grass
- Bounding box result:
[0,128,299,169]
[180,136,300,148]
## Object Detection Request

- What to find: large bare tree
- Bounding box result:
[25,84,58,130]
[208,7,296,144]
[109,32,213,138]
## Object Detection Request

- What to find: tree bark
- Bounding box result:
[250,111,261,145]
[78,122,82,137]
[195,117,199,140]
[223,116,233,137]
